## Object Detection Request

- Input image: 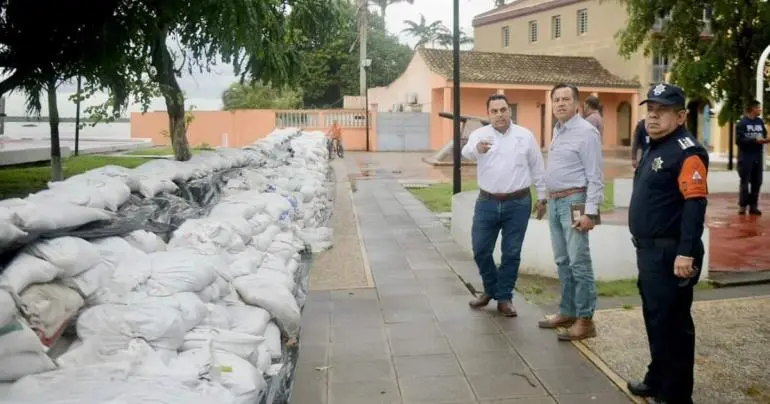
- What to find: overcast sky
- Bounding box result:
[2,0,493,117]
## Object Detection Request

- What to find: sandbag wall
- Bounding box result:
[0,128,335,404]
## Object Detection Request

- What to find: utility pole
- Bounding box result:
[452,0,461,194]
[359,0,368,97]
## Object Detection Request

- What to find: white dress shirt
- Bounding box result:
[461,121,547,200]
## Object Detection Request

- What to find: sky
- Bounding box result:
[1,0,493,118]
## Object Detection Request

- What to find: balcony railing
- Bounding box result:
[651,65,670,83]
[275,110,368,129]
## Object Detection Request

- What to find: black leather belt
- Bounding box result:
[631,237,678,249]
[479,187,530,201]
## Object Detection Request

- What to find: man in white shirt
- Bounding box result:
[461,94,547,317]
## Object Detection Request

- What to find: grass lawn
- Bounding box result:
[126,146,213,156]
[515,274,713,306]
[408,180,615,213]
[0,156,151,200]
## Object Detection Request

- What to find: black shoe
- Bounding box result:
[646,398,668,404]
[749,207,762,216]
[739,207,747,215]
[628,381,655,397]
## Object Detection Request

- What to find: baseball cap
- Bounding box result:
[639,83,686,108]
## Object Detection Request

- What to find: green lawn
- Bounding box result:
[408,180,615,213]
[126,146,213,156]
[0,156,151,199]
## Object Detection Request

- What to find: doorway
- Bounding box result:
[616,101,632,146]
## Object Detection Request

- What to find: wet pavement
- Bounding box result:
[291,158,631,404]
[707,194,770,272]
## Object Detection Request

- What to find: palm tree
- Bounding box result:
[494,0,506,6]
[401,14,446,48]
[369,0,414,18]
[435,25,475,49]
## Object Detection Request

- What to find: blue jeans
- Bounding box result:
[548,192,597,318]
[471,192,531,301]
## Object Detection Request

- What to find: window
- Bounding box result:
[528,20,538,43]
[577,9,588,34]
[651,51,670,83]
[502,26,510,48]
[509,104,518,123]
[551,15,561,39]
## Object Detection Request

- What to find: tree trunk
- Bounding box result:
[46,79,63,181]
[152,28,191,161]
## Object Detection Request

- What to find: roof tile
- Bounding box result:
[418,48,639,89]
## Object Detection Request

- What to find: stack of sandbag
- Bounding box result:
[0,289,57,382]
[0,199,112,245]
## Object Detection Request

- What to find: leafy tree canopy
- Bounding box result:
[617,0,770,124]
[295,1,413,108]
[222,81,303,110]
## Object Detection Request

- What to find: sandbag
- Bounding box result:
[181,328,264,361]
[263,322,282,360]
[0,253,60,294]
[0,289,16,326]
[232,276,300,339]
[19,283,84,346]
[123,230,167,253]
[0,351,57,382]
[226,304,272,337]
[26,237,101,278]
[0,317,47,357]
[0,199,112,233]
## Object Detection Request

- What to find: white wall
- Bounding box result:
[367,52,433,113]
[451,190,710,281]
[614,170,770,208]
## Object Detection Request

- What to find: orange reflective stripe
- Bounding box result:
[678,155,708,199]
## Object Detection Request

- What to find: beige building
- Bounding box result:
[472,0,716,147]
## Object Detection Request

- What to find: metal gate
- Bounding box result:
[375,112,430,151]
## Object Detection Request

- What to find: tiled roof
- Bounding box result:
[418,48,639,89]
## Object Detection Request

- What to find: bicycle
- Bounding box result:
[327,138,344,159]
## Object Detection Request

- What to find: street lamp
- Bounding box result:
[362,58,372,152]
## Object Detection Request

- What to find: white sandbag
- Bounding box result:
[0,318,47,357]
[134,173,179,198]
[91,236,147,267]
[255,344,271,373]
[81,165,141,192]
[145,293,209,332]
[57,337,174,369]
[0,253,59,294]
[248,213,272,235]
[0,199,112,233]
[168,219,247,254]
[221,249,265,281]
[198,303,231,330]
[0,351,57,382]
[252,269,295,292]
[133,159,189,182]
[181,328,264,361]
[171,348,266,404]
[123,229,167,253]
[26,237,101,277]
[46,174,131,211]
[0,220,27,247]
[103,252,153,300]
[254,224,281,251]
[196,282,221,303]
[266,231,301,261]
[59,260,114,299]
[4,361,236,404]
[0,289,15,327]
[232,277,300,338]
[263,322,282,360]
[226,305,271,337]
[19,283,84,345]
[300,227,333,253]
[209,202,258,221]
[145,250,222,296]
[76,295,205,351]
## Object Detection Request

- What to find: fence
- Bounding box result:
[131,109,376,151]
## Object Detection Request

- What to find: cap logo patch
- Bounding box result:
[652,84,666,96]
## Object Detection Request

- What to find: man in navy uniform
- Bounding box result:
[736,99,769,215]
[627,83,708,404]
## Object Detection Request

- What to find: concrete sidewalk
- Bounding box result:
[292,167,631,404]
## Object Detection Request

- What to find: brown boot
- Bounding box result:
[557,318,596,341]
[469,294,492,309]
[537,314,577,329]
[497,300,517,317]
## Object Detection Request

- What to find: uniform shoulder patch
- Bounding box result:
[677,136,696,150]
[678,155,708,199]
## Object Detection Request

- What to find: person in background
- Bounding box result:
[537,84,603,341]
[631,119,650,169]
[736,100,769,215]
[325,120,342,159]
[462,94,547,317]
[626,82,708,404]
[583,95,603,137]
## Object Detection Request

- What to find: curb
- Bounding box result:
[571,340,645,403]
[342,161,375,289]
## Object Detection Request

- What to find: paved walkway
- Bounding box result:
[292,166,631,403]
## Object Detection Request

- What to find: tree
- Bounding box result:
[402,14,446,48]
[296,2,412,107]
[435,27,475,49]
[369,0,413,18]
[82,0,344,161]
[617,0,770,124]
[222,81,303,110]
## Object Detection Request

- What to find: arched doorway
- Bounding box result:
[616,101,632,146]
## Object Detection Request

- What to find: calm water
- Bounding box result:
[0,121,131,140]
